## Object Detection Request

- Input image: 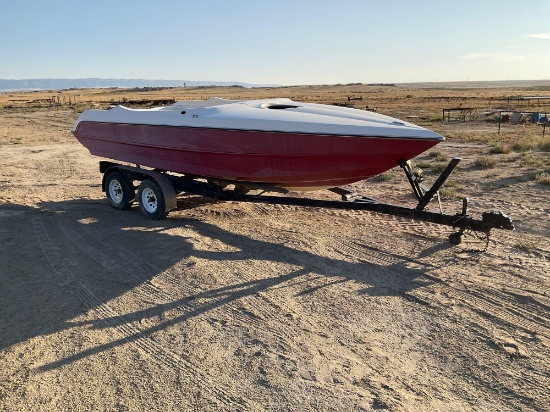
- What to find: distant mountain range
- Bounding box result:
[0,78,278,91]
[2,78,549,92]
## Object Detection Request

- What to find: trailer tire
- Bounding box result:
[138,179,168,220]
[105,171,135,210]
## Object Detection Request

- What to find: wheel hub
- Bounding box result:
[142,188,158,212]
[109,180,123,203]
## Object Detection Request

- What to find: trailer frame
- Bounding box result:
[98,159,514,245]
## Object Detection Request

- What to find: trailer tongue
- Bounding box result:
[99,157,513,246]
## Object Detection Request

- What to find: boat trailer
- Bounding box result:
[98,158,513,245]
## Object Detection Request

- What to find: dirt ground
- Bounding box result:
[1,88,549,411]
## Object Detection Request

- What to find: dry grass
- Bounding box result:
[512,141,537,152]
[431,161,451,173]
[2,82,550,118]
[438,187,457,199]
[474,155,498,169]
[520,152,549,169]
[428,150,449,162]
[535,172,550,185]
[489,144,511,154]
[414,160,433,170]
[375,171,395,181]
[514,240,536,251]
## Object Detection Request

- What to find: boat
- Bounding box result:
[72,97,443,191]
[71,98,513,241]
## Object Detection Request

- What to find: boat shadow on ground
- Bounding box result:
[0,199,444,371]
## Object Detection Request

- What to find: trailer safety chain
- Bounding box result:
[450,213,490,253]
[462,228,491,253]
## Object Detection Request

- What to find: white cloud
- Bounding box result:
[525,33,550,39]
[460,52,525,61]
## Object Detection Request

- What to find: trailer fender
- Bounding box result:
[143,171,177,212]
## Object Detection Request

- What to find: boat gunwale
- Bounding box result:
[73,120,444,141]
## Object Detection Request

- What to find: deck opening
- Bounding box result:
[261,103,300,110]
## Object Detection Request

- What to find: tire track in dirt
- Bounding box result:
[424,291,550,407]
[61,211,172,304]
[322,230,550,408]
[452,285,549,337]
[66,206,385,400]
[33,212,252,410]
[179,201,548,337]
[322,223,550,402]
[198,196,456,245]
[64,209,192,288]
[322,232,439,277]
[227,227,429,410]
[319,207,456,242]
[482,189,550,214]
[64,210,303,351]
[63,209,323,358]
[406,276,550,339]
[176,208,422,373]
[193,205,410,344]
[305,232,471,409]
[488,229,550,255]
[61,203,550,408]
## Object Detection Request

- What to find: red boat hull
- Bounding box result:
[74,122,439,190]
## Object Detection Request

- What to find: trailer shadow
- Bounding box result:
[0,199,441,371]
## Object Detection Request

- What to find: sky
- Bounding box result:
[1,0,549,85]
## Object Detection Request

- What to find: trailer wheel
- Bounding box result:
[449,232,462,245]
[137,179,168,220]
[105,171,135,210]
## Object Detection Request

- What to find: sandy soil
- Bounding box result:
[0,104,549,411]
